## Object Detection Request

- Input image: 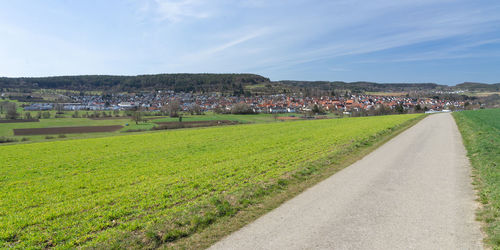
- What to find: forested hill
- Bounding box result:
[454,82,500,91]
[279,80,443,92]
[0,74,271,93]
[1,73,498,93]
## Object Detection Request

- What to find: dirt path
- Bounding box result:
[210,113,483,249]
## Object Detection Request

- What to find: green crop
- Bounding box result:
[0,114,422,248]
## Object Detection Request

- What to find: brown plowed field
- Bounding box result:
[88,117,131,120]
[13,125,123,135]
[277,116,301,120]
[0,119,39,123]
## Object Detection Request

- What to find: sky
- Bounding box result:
[1,0,499,85]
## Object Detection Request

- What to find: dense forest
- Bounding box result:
[454,82,500,91]
[278,80,444,93]
[0,74,498,94]
[0,74,270,93]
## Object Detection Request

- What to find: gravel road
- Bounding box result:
[210,113,483,249]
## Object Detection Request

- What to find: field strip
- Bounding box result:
[13,125,123,135]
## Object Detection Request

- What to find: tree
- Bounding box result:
[6,102,19,120]
[188,104,203,115]
[231,103,254,114]
[131,110,143,125]
[375,104,391,116]
[0,101,6,114]
[166,100,181,117]
[311,104,325,114]
[414,104,422,112]
[395,104,406,114]
[213,106,225,114]
[42,111,51,119]
[464,102,471,110]
[55,103,64,114]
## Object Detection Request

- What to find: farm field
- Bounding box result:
[454,109,500,248]
[13,125,124,135]
[0,113,330,144]
[0,117,138,143]
[0,114,423,249]
[148,112,324,123]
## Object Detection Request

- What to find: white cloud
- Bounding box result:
[151,0,212,22]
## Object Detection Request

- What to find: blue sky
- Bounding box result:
[1,0,499,85]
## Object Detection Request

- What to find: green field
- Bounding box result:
[0,114,422,248]
[0,113,331,144]
[454,109,500,248]
[150,113,329,123]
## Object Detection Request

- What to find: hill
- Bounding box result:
[279,80,444,93]
[1,73,498,94]
[454,82,500,92]
[0,74,270,93]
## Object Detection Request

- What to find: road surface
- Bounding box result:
[210,113,483,249]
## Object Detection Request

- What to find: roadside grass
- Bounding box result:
[453,109,500,249]
[0,114,424,249]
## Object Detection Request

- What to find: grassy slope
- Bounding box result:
[453,109,500,248]
[0,114,422,249]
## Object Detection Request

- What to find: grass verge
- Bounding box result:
[454,109,500,249]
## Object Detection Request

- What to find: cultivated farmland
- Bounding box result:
[0,114,422,249]
[13,125,123,135]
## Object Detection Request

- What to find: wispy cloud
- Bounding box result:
[149,0,213,22]
[240,1,500,73]
[197,28,270,56]
[358,38,500,63]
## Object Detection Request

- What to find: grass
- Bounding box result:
[149,113,318,124]
[0,113,334,144]
[453,109,500,249]
[0,114,423,249]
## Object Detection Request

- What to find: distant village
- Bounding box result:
[21,91,473,115]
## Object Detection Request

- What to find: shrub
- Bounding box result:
[0,137,17,143]
[231,103,254,114]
